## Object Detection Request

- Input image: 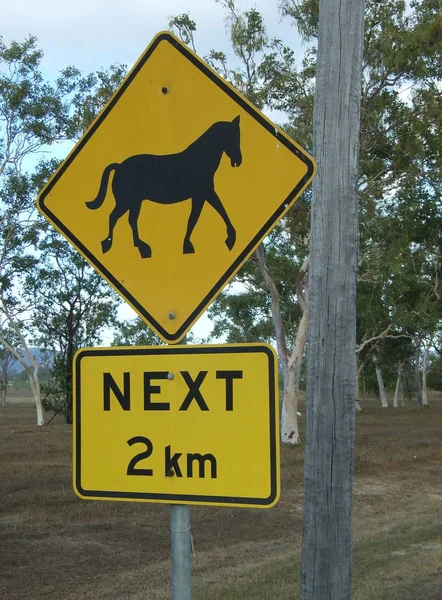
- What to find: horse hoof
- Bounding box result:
[101,239,112,253]
[139,245,152,259]
[225,232,236,250]
[183,241,195,254]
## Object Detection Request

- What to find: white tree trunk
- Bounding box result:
[281,307,308,444]
[256,246,309,445]
[422,344,430,406]
[300,0,365,597]
[415,337,423,406]
[375,361,388,408]
[393,362,403,408]
[355,360,363,412]
[32,362,45,426]
[0,320,45,426]
[281,364,299,444]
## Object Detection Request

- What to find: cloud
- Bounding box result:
[3,0,301,78]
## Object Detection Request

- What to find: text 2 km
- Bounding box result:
[127,436,217,479]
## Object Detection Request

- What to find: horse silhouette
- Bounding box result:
[85,116,242,258]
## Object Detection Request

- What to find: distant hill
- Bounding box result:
[9,348,55,372]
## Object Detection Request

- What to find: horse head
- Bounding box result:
[225,115,242,168]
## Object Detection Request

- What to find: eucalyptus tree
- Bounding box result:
[127,1,441,439]
[112,317,162,346]
[0,34,126,424]
[426,352,442,391]
[280,0,441,350]
[27,231,120,423]
[0,37,70,422]
[0,327,18,404]
[112,317,198,346]
[377,181,441,404]
[170,2,312,444]
[209,0,441,419]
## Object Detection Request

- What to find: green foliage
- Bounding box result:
[168,13,197,51]
[0,35,127,421]
[0,35,125,304]
[0,35,71,158]
[112,316,197,346]
[0,327,18,403]
[171,1,313,347]
[0,36,72,325]
[426,353,442,390]
[40,358,70,418]
[281,0,441,364]
[259,43,315,153]
[209,225,304,343]
[112,317,162,346]
[170,0,441,376]
[280,0,319,41]
[28,230,120,423]
[1,9,439,408]
[65,63,127,136]
[205,2,270,108]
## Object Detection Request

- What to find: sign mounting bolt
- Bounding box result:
[168,311,175,320]
[167,372,174,380]
[162,86,168,94]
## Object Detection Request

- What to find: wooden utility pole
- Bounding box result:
[300,0,365,598]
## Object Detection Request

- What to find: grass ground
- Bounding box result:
[0,393,440,599]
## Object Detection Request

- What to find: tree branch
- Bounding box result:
[356,324,413,354]
[255,243,289,369]
[297,255,309,313]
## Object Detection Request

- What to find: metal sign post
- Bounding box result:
[171,503,192,599]
[170,336,191,599]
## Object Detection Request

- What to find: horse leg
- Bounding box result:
[101,204,127,254]
[206,191,236,250]
[129,204,152,258]
[183,198,205,254]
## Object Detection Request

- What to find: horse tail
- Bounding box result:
[85,163,119,210]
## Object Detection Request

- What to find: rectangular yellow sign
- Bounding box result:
[73,344,280,508]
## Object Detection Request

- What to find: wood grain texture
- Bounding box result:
[300,0,366,598]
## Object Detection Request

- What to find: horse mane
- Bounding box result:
[187,120,231,152]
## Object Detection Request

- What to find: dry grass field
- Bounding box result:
[1,393,441,599]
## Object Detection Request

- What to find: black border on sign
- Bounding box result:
[38,33,315,343]
[74,345,278,506]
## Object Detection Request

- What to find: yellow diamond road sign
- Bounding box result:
[37,32,315,343]
[73,343,279,508]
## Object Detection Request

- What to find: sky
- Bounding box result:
[3,0,303,343]
[3,0,302,80]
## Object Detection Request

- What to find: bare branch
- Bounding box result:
[255,243,289,368]
[356,324,393,354]
[297,255,309,313]
[356,324,413,354]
